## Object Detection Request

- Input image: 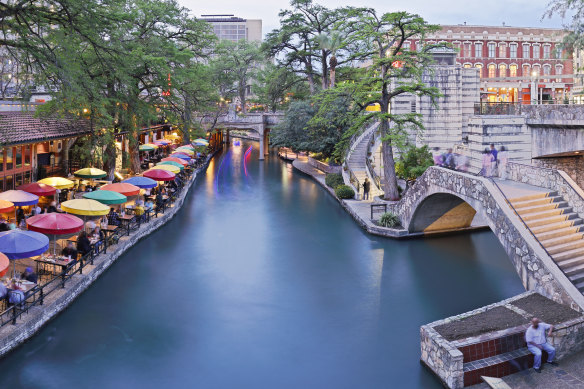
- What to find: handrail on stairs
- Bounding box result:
[365,133,383,192]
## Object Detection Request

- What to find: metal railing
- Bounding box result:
[365,133,383,191]
[0,156,205,328]
[474,101,559,115]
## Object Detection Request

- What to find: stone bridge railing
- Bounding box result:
[389,166,584,312]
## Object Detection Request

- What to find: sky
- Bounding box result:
[180,0,570,36]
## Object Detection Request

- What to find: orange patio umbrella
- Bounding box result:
[99,183,141,197]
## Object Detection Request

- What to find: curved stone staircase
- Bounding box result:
[345,124,384,200]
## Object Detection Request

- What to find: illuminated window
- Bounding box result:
[475,63,483,77]
[475,42,483,58]
[522,64,531,77]
[523,44,530,59]
[463,63,472,68]
[488,43,496,58]
[499,44,506,58]
[488,64,496,78]
[510,43,518,58]
[510,65,518,77]
[499,64,507,77]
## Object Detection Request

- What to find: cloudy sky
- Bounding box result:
[180,0,569,36]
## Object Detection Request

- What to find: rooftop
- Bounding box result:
[0,111,92,145]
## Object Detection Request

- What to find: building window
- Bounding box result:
[6,148,13,170]
[543,45,551,59]
[532,65,541,77]
[15,146,22,169]
[488,64,496,78]
[499,44,506,58]
[488,43,496,58]
[510,43,518,58]
[510,64,518,77]
[475,63,483,77]
[463,43,471,57]
[475,42,483,58]
[555,45,563,59]
[556,65,563,82]
[410,100,416,113]
[499,64,507,77]
[523,44,530,59]
[523,64,531,77]
[533,45,540,59]
[463,63,472,68]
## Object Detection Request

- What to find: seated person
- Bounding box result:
[21,267,38,284]
[0,281,7,299]
[77,231,92,257]
[134,204,145,220]
[47,201,58,213]
[107,207,120,226]
[91,227,105,252]
[62,242,78,260]
[144,200,154,211]
[0,222,9,232]
[8,282,25,306]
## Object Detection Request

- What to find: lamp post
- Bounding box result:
[531,71,539,105]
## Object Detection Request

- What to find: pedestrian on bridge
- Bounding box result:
[480,148,494,177]
[498,146,509,179]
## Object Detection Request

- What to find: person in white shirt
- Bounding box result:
[525,317,557,372]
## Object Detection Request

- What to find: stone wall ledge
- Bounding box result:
[0,154,214,358]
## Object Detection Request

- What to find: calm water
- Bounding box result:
[0,140,524,388]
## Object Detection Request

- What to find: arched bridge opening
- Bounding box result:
[408,193,480,234]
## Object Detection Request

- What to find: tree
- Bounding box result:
[264,0,357,93]
[253,63,309,112]
[212,40,263,114]
[545,1,584,56]
[270,101,315,152]
[395,145,433,181]
[314,10,441,200]
[316,32,343,88]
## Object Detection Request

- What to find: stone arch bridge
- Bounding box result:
[389,165,584,312]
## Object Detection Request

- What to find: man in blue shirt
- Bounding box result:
[526,317,558,372]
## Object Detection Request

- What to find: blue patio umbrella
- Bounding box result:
[169,153,191,161]
[122,176,158,189]
[0,190,39,206]
[0,229,49,277]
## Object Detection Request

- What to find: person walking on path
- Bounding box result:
[481,148,494,177]
[363,178,371,201]
[490,143,499,176]
[498,146,509,179]
[526,317,558,373]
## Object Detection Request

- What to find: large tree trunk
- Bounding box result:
[321,50,328,90]
[129,129,140,174]
[60,138,77,176]
[380,118,400,200]
[103,137,117,181]
[330,68,336,89]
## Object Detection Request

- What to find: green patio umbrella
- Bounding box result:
[157,161,184,170]
[82,190,127,205]
[139,145,155,152]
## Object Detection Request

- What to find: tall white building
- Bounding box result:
[201,15,262,42]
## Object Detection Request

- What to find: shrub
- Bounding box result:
[379,212,400,228]
[325,173,345,189]
[335,185,355,199]
[395,145,434,181]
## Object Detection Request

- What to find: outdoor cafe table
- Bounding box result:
[3,279,36,293]
[67,235,101,254]
[118,214,134,236]
[35,255,75,277]
[101,225,119,253]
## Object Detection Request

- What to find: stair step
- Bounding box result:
[541,233,584,249]
[536,226,584,241]
[555,248,584,263]
[563,262,584,276]
[546,239,584,255]
[521,207,572,222]
[531,219,584,234]
[516,202,568,215]
[512,196,562,209]
[575,280,584,292]
[509,192,556,204]
[568,272,584,285]
[525,213,579,228]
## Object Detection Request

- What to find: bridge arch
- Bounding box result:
[408,192,480,234]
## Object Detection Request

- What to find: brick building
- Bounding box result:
[407,25,572,103]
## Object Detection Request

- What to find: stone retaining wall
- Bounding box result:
[0,155,213,358]
[307,156,342,174]
[421,291,584,388]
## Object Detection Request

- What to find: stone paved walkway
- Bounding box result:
[472,349,584,388]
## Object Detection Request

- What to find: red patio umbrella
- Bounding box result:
[27,213,84,256]
[161,157,188,166]
[17,182,57,197]
[0,200,15,214]
[0,252,9,278]
[100,183,140,197]
[143,169,176,182]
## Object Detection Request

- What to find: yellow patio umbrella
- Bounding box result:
[74,167,107,179]
[146,143,159,149]
[174,148,194,156]
[38,177,75,189]
[61,199,110,216]
[150,164,181,174]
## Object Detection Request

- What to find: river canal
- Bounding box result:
[0,140,525,388]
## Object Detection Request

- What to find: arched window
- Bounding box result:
[488,64,496,78]
[475,63,483,77]
[498,44,507,58]
[523,43,530,59]
[509,43,518,58]
[510,64,518,78]
[499,64,507,77]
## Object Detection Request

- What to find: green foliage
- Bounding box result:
[325,173,344,189]
[395,145,434,181]
[335,184,355,199]
[253,63,309,112]
[379,212,400,228]
[270,101,316,152]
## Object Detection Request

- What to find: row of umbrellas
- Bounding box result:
[0,139,206,277]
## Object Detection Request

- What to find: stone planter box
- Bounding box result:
[307,156,341,174]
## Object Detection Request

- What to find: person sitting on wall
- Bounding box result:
[21,267,38,284]
[526,317,558,373]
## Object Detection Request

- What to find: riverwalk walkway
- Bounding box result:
[0,154,213,357]
[472,348,584,388]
